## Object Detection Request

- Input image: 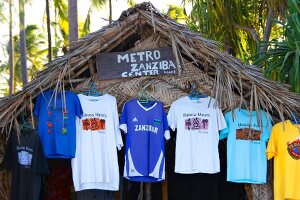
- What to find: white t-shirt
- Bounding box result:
[71,94,123,191]
[167,96,227,174]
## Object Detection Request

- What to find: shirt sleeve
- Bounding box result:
[74,94,83,118]
[119,103,128,133]
[162,105,170,140]
[31,132,49,174]
[167,103,177,131]
[33,94,42,117]
[219,111,230,140]
[262,112,273,142]
[112,99,123,150]
[266,124,278,160]
[217,108,227,131]
[1,134,13,170]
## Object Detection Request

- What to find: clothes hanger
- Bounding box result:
[82,82,104,96]
[188,82,207,100]
[19,114,33,131]
[137,88,154,104]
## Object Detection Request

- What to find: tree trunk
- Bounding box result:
[68,0,78,49]
[8,0,15,95]
[54,6,58,58]
[109,0,112,24]
[259,8,274,54]
[46,0,52,61]
[19,0,28,86]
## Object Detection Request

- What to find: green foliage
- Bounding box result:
[0,1,6,23]
[90,0,106,9]
[52,0,68,57]
[4,25,47,87]
[17,25,46,80]
[82,0,107,37]
[254,0,300,93]
[127,0,136,7]
[53,0,68,21]
[166,5,188,24]
[167,0,285,62]
[165,0,299,92]
[0,62,8,96]
[83,7,92,35]
[187,0,262,60]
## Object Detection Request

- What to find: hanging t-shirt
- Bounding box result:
[219,109,272,184]
[167,96,227,174]
[120,99,170,182]
[34,90,83,158]
[266,120,300,200]
[1,130,49,200]
[71,94,123,191]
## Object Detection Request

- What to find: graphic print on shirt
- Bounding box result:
[287,138,300,160]
[183,112,210,134]
[236,123,262,141]
[133,117,159,134]
[16,146,33,168]
[132,117,138,122]
[81,113,107,133]
[47,105,69,135]
[82,118,106,130]
[185,118,209,130]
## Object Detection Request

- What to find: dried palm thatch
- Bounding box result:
[0,2,299,139]
[0,134,10,199]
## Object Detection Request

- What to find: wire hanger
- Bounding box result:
[19,114,33,131]
[188,82,207,100]
[82,82,104,96]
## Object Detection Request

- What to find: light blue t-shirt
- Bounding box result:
[220,108,272,184]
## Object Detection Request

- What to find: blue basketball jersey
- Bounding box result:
[120,99,170,182]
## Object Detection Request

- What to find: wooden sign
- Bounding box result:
[96,48,177,80]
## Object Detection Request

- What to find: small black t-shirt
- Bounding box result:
[1,130,49,200]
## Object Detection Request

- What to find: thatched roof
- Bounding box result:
[0,2,299,138]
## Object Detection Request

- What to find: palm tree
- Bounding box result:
[68,0,78,49]
[83,0,106,35]
[108,0,112,23]
[1,24,47,95]
[69,0,107,46]
[254,0,300,93]
[24,25,47,78]
[52,0,95,55]
[46,0,52,61]
[0,1,5,24]
[166,5,188,24]
[68,0,135,49]
[19,0,28,86]
[9,0,15,94]
[13,25,46,84]
[52,0,68,57]
[177,0,287,62]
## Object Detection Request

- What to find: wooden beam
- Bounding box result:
[88,59,96,75]
[65,78,88,83]
[72,64,89,78]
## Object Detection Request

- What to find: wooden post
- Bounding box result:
[162,179,168,200]
[145,183,151,200]
[88,59,96,75]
